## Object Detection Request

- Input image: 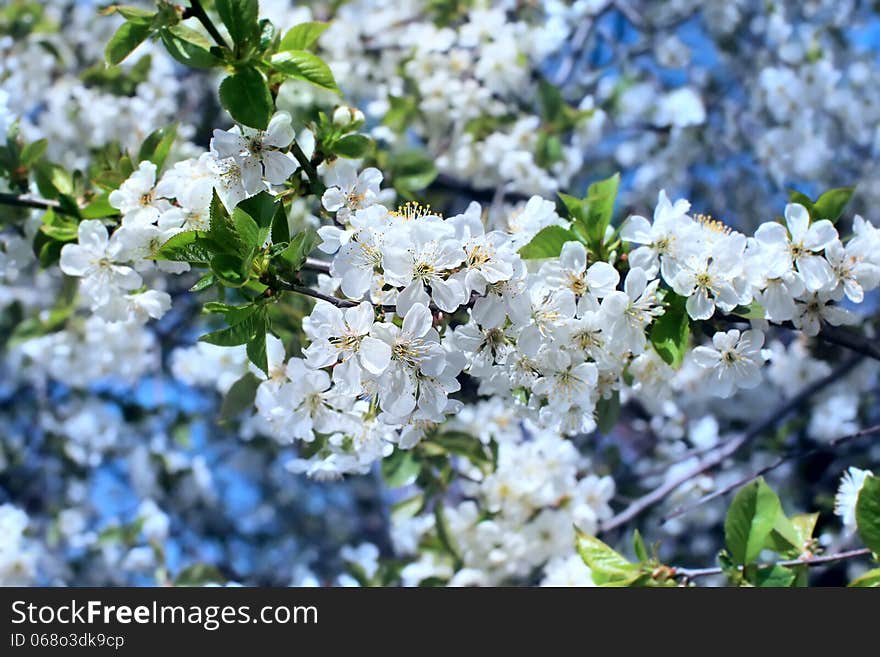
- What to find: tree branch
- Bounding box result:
[599,354,861,534]
[184,0,230,51]
[303,257,331,273]
[674,547,872,580]
[0,192,65,214]
[663,423,880,523]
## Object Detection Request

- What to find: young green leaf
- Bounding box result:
[159,25,220,69]
[632,529,649,563]
[238,192,280,229]
[105,20,152,66]
[381,448,420,487]
[210,253,249,288]
[595,390,620,435]
[174,564,224,586]
[247,328,268,375]
[215,0,259,49]
[137,123,177,170]
[153,230,214,264]
[20,138,47,166]
[270,51,339,92]
[208,191,247,256]
[518,225,578,259]
[575,530,640,585]
[199,305,262,347]
[753,564,796,587]
[232,207,262,250]
[848,567,880,587]
[649,292,689,368]
[580,173,620,247]
[855,474,880,555]
[811,187,855,223]
[279,21,329,51]
[388,149,438,194]
[279,229,318,271]
[219,67,273,130]
[724,478,784,565]
[271,200,289,244]
[333,134,372,159]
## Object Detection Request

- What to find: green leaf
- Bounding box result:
[580,173,620,246]
[153,230,214,263]
[724,478,784,565]
[279,21,329,51]
[138,123,177,170]
[208,191,247,255]
[232,207,262,249]
[381,448,420,487]
[812,187,855,223]
[159,25,221,69]
[271,200,289,244]
[731,300,765,320]
[855,474,880,555]
[596,390,620,435]
[105,20,152,65]
[219,67,273,130]
[575,530,641,585]
[270,50,339,92]
[38,209,78,242]
[633,529,649,563]
[788,187,855,224]
[190,272,215,292]
[238,192,279,230]
[278,229,318,271]
[753,565,796,587]
[215,0,259,48]
[174,564,224,587]
[430,431,489,466]
[848,567,880,587]
[434,505,462,568]
[649,292,689,368]
[247,329,268,375]
[333,134,372,159]
[788,190,814,211]
[538,78,564,125]
[210,253,249,288]
[517,225,578,259]
[389,149,438,194]
[20,139,47,166]
[80,194,118,219]
[383,95,418,133]
[199,305,262,347]
[103,5,156,24]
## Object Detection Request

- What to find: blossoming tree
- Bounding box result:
[1,0,879,587]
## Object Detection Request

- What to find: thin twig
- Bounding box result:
[184,0,230,51]
[553,18,594,86]
[0,192,64,214]
[286,283,358,308]
[290,142,322,194]
[663,423,880,523]
[599,355,861,534]
[675,547,872,580]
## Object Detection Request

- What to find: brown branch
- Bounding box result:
[0,192,66,214]
[663,423,880,523]
[674,547,872,580]
[599,354,861,534]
